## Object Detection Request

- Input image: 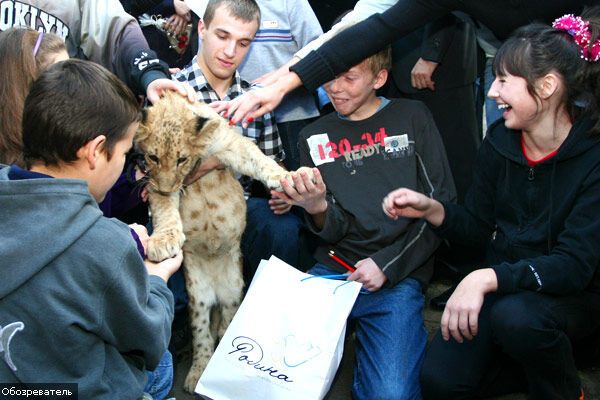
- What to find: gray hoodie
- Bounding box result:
[0,166,174,399]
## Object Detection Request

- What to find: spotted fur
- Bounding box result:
[136,92,312,393]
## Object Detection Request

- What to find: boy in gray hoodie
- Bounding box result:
[0,59,182,399]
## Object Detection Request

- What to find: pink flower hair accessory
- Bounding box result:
[552,14,600,62]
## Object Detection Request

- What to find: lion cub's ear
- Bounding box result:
[195,116,210,133]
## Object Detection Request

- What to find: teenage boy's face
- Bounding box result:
[324,60,381,120]
[198,5,258,82]
[92,123,137,202]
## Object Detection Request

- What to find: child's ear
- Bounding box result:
[538,73,559,100]
[198,19,206,39]
[373,69,389,90]
[78,135,107,170]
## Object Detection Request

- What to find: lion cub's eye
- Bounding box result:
[147,155,159,163]
[177,157,188,165]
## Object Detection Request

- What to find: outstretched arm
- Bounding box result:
[382,188,446,226]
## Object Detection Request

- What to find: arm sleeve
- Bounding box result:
[298,131,350,242]
[286,0,323,50]
[491,166,600,295]
[419,14,457,63]
[294,0,395,59]
[433,138,499,246]
[372,110,457,285]
[97,249,174,369]
[80,0,170,95]
[120,0,165,17]
[290,0,458,91]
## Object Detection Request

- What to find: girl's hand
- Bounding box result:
[382,187,445,226]
[441,268,498,343]
[209,72,302,127]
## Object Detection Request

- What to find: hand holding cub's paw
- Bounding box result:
[147,228,186,261]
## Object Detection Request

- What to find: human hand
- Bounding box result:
[270,167,326,215]
[165,14,189,36]
[146,79,196,104]
[183,156,225,186]
[441,268,498,343]
[411,58,438,91]
[347,258,387,292]
[253,57,299,87]
[210,72,301,127]
[173,0,191,18]
[129,223,149,254]
[144,250,184,282]
[382,188,444,226]
[268,195,292,215]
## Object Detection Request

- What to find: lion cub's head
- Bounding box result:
[136,92,221,194]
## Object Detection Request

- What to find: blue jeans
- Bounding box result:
[242,197,303,284]
[309,264,427,400]
[144,351,173,400]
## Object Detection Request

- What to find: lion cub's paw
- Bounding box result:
[267,167,316,192]
[147,229,186,261]
[265,172,288,192]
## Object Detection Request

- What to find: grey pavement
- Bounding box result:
[168,281,600,400]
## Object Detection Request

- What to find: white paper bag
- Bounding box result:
[195,256,361,400]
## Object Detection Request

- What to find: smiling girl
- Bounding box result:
[383,7,600,400]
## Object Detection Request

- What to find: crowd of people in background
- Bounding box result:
[1,0,600,399]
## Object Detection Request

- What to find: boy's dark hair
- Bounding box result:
[22,59,140,168]
[203,0,260,28]
[493,5,600,133]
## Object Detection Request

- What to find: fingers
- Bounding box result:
[458,311,473,341]
[180,82,197,103]
[441,309,451,341]
[146,80,196,104]
[269,197,292,214]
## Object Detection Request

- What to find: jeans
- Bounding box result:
[242,197,303,284]
[144,351,174,400]
[309,264,427,400]
[420,291,600,400]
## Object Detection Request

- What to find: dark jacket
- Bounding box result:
[434,118,600,295]
[299,99,456,286]
[292,0,590,91]
[391,13,477,93]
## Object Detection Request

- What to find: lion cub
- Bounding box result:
[136,92,312,392]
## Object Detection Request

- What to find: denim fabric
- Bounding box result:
[242,197,303,284]
[309,264,427,400]
[144,351,174,400]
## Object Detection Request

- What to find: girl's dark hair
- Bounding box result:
[493,6,600,133]
[22,59,141,168]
